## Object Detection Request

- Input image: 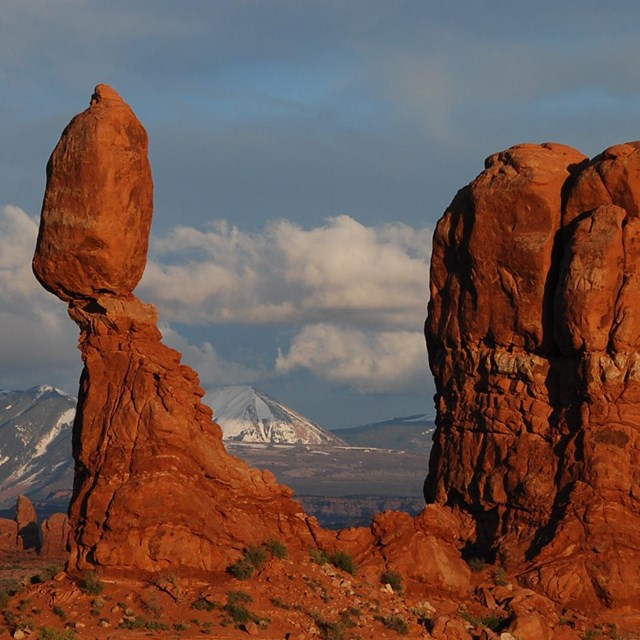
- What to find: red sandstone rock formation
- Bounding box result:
[426,141,640,610]
[16,495,40,550]
[33,85,317,577]
[40,513,71,558]
[0,518,18,552]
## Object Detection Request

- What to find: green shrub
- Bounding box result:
[481,613,509,632]
[118,617,170,630]
[270,597,292,610]
[329,551,357,576]
[377,614,410,635]
[312,615,345,640]
[227,591,252,606]
[380,570,404,593]
[245,545,268,569]
[52,605,66,620]
[493,567,509,586]
[265,538,288,559]
[38,629,78,640]
[192,597,217,612]
[224,602,251,624]
[460,609,509,632]
[338,609,357,628]
[227,544,272,580]
[466,557,488,572]
[226,558,255,580]
[81,571,104,596]
[309,548,330,565]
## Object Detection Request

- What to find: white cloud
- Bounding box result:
[276,323,429,394]
[141,214,433,394]
[142,215,431,329]
[0,206,432,396]
[0,205,79,390]
[160,324,268,388]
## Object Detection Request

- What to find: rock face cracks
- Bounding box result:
[426,141,640,609]
[32,85,314,577]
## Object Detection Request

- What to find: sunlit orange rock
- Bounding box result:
[40,513,71,558]
[16,495,40,550]
[426,140,640,610]
[33,84,153,301]
[33,85,316,577]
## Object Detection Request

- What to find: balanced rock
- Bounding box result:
[426,141,640,609]
[33,86,316,576]
[33,84,153,301]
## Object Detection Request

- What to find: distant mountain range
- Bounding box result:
[205,385,345,445]
[0,385,75,506]
[333,414,435,453]
[0,385,434,518]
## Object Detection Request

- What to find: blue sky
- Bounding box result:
[2,1,640,427]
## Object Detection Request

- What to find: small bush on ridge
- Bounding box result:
[380,570,404,593]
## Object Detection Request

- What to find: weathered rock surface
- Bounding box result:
[16,495,40,550]
[33,85,317,577]
[0,518,18,551]
[33,84,153,302]
[40,513,71,558]
[426,141,640,610]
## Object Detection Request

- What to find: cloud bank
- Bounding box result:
[142,215,432,393]
[142,215,430,327]
[0,205,79,390]
[0,205,431,395]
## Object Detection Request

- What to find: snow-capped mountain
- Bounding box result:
[206,385,346,445]
[0,385,76,507]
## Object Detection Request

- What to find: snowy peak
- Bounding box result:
[206,386,345,446]
[0,386,77,506]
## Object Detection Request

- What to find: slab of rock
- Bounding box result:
[16,495,40,550]
[40,513,71,558]
[426,141,640,610]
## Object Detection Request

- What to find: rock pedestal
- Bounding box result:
[426,141,640,609]
[33,85,315,576]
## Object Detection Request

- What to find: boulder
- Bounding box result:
[33,84,153,301]
[16,495,40,550]
[40,513,71,558]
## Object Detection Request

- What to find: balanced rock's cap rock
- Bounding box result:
[33,83,153,301]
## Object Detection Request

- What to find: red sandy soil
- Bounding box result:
[1,550,638,640]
